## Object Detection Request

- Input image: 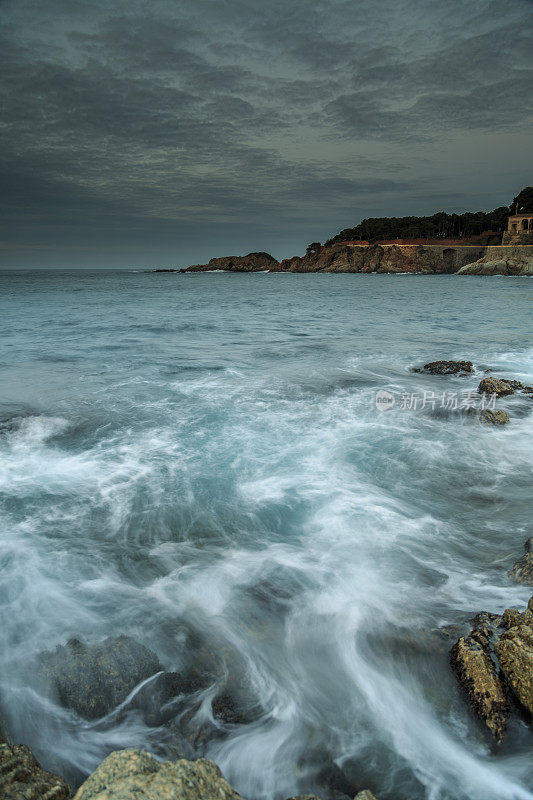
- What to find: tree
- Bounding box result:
[510,187,533,214]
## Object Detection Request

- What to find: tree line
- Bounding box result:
[323,187,532,246]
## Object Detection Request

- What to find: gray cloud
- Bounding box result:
[0,0,531,267]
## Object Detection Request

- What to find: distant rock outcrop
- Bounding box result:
[185,252,279,272]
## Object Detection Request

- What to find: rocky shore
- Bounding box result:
[2,360,531,800]
[173,244,533,277]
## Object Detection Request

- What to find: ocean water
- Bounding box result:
[0,269,532,800]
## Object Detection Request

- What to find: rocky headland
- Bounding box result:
[176,243,533,277]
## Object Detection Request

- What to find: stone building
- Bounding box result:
[502,212,533,244]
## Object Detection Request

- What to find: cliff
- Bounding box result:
[278,243,486,274]
[457,245,533,276]
[181,244,533,276]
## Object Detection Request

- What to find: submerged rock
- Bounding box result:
[477,377,521,396]
[508,539,533,586]
[37,635,163,720]
[0,742,71,800]
[415,360,473,375]
[73,749,242,800]
[354,792,379,800]
[450,635,509,740]
[480,409,510,425]
[496,609,533,714]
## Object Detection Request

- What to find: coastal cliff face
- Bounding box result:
[457,245,533,276]
[279,243,485,274]
[182,244,533,276]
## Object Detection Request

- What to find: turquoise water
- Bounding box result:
[0,270,532,799]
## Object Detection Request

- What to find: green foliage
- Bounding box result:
[324,192,533,245]
[510,187,533,214]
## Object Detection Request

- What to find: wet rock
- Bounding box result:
[0,742,71,800]
[495,618,533,714]
[450,636,508,740]
[415,360,473,375]
[73,748,242,800]
[284,796,322,800]
[480,409,510,425]
[508,539,533,586]
[477,377,520,396]
[37,635,163,720]
[212,693,247,725]
[123,670,208,726]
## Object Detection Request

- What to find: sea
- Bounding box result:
[0,269,532,800]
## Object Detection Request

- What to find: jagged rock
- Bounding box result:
[0,742,71,800]
[73,749,242,800]
[354,792,379,800]
[480,410,510,425]
[37,636,163,720]
[415,360,473,375]
[508,539,533,586]
[450,636,508,740]
[495,618,533,714]
[477,377,520,396]
[185,252,278,272]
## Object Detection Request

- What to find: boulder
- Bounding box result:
[480,410,510,425]
[415,360,473,375]
[0,742,71,800]
[73,749,242,800]
[37,636,163,720]
[495,619,533,714]
[508,539,533,586]
[450,636,508,740]
[477,377,520,396]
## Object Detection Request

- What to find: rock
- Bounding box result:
[37,636,163,720]
[185,252,279,273]
[354,792,379,800]
[415,360,473,375]
[477,377,520,396]
[508,539,533,586]
[0,742,71,800]
[495,618,533,714]
[123,670,209,726]
[450,636,508,740]
[73,749,242,800]
[284,796,322,800]
[456,245,533,276]
[480,409,510,425]
[211,693,247,725]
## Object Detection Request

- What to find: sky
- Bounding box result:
[1,0,532,269]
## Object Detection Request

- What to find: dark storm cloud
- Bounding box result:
[0,0,531,267]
